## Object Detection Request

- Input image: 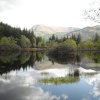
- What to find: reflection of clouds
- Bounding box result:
[0,69,69,100]
[86,77,96,85]
[85,73,100,97]
[1,67,99,100]
[39,68,69,77]
[79,67,96,73]
[93,80,100,96]
[62,94,68,100]
[0,81,68,100]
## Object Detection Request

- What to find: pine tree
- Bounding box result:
[76,34,81,45]
[94,33,99,42]
[52,34,55,40]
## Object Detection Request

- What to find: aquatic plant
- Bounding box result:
[39,76,80,85]
[41,72,49,75]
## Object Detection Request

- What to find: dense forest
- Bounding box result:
[47,32,100,50]
[0,22,45,51]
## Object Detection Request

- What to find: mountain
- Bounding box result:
[30,25,100,41]
[66,25,100,41]
[30,25,79,37]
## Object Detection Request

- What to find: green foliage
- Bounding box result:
[20,35,31,48]
[63,39,77,49]
[38,42,41,46]
[41,72,49,75]
[0,43,21,51]
[84,41,95,50]
[47,41,58,47]
[36,36,46,47]
[0,36,17,44]
[95,38,100,49]
[39,76,79,84]
[0,22,41,50]
[33,38,36,47]
[78,40,95,50]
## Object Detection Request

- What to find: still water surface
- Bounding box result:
[0,51,100,100]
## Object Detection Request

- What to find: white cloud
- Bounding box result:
[0,0,98,29]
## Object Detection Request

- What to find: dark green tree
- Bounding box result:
[94,33,99,42]
[76,34,81,45]
[51,34,56,40]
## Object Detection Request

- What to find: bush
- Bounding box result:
[0,43,21,51]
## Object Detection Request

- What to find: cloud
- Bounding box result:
[0,0,21,12]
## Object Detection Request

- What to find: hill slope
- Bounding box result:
[30,25,79,36]
[66,25,100,41]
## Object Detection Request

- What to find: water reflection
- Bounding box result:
[0,51,100,100]
[0,67,99,100]
[0,51,45,75]
[0,51,100,74]
[48,53,76,64]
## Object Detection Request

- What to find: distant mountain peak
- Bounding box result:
[30,24,79,36]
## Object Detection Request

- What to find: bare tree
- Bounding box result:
[84,0,100,23]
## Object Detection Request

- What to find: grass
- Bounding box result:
[39,76,80,85]
[41,72,49,75]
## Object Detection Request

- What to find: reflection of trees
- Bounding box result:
[77,51,100,63]
[36,52,45,62]
[0,51,45,75]
[93,52,100,63]
[48,51,100,65]
[77,51,94,60]
[0,51,20,63]
[20,52,31,64]
[48,53,76,64]
[0,51,100,75]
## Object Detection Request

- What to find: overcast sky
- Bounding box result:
[0,0,98,29]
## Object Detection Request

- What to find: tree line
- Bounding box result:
[47,33,100,50]
[0,22,45,51]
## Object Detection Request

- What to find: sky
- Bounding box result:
[0,0,98,29]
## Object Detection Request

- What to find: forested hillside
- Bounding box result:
[0,22,45,51]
